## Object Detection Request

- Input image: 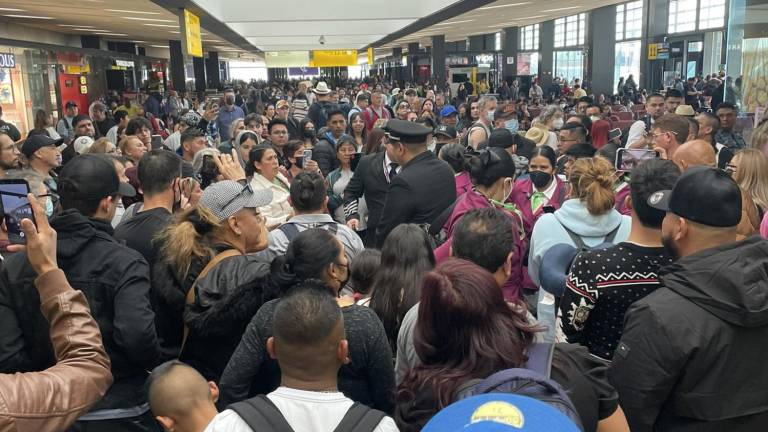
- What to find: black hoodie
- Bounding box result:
[0,209,161,411]
[610,236,768,432]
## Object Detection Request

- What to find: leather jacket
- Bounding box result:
[0,269,113,431]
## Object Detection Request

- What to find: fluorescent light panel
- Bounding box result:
[541,6,580,12]
[434,19,474,26]
[0,7,25,11]
[123,17,175,22]
[59,24,93,27]
[144,24,178,28]
[479,2,531,10]
[105,9,161,14]
[3,14,54,19]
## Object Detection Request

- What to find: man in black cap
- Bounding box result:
[0,154,161,431]
[56,100,78,141]
[375,119,456,246]
[487,128,529,177]
[433,125,458,157]
[610,166,768,431]
[22,134,62,195]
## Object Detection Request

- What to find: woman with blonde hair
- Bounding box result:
[528,157,632,342]
[729,148,768,216]
[750,118,768,159]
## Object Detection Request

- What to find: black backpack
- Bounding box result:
[228,395,385,432]
[277,221,339,242]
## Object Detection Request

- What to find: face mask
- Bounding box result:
[590,115,601,122]
[295,156,305,169]
[504,119,519,133]
[45,197,54,217]
[529,170,553,189]
[487,111,495,122]
[303,130,315,139]
[553,118,564,129]
[55,154,63,165]
[225,96,235,106]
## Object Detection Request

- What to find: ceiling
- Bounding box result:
[380,0,629,50]
[0,0,261,60]
[190,0,462,51]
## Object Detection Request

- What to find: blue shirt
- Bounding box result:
[215,105,245,141]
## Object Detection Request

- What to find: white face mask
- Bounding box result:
[590,116,601,122]
[553,118,565,129]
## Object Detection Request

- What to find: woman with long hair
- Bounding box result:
[34,109,61,140]
[327,137,361,224]
[247,144,292,229]
[363,128,386,155]
[751,118,768,157]
[730,148,768,217]
[535,105,565,151]
[439,143,472,198]
[347,111,367,151]
[219,229,395,412]
[528,157,631,342]
[155,180,273,381]
[456,103,470,132]
[263,104,276,121]
[395,101,411,120]
[395,259,628,432]
[233,130,259,169]
[433,147,526,301]
[299,118,317,149]
[369,224,435,353]
[281,140,306,183]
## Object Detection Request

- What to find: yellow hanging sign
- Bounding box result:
[310,50,358,67]
[648,43,658,60]
[367,48,374,66]
[184,9,203,58]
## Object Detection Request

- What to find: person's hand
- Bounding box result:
[303,159,320,173]
[7,194,58,276]
[653,146,668,160]
[202,106,218,122]
[213,150,247,182]
[347,219,359,230]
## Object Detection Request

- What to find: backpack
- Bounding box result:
[461,121,490,149]
[228,395,386,432]
[559,222,621,253]
[278,221,339,242]
[456,343,583,429]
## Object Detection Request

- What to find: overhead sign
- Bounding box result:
[649,42,670,60]
[310,50,358,67]
[265,51,310,67]
[648,43,658,60]
[115,60,135,68]
[0,53,16,68]
[183,9,203,58]
[367,48,374,66]
[288,67,319,76]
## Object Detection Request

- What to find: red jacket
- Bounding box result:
[363,106,391,131]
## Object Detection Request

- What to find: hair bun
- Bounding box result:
[189,211,214,235]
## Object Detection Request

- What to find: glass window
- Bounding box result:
[554,13,587,48]
[516,52,539,75]
[615,1,644,40]
[553,50,584,82]
[614,41,642,92]
[699,0,726,29]
[520,24,539,51]
[495,32,502,51]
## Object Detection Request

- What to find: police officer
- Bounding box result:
[375,119,456,247]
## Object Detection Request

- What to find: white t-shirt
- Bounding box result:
[204,387,398,432]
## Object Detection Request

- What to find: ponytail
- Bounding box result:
[157,205,223,280]
[569,157,616,215]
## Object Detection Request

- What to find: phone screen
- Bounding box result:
[0,180,35,244]
[151,135,163,149]
[350,153,362,171]
[615,148,659,171]
[303,149,313,162]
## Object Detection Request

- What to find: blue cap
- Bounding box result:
[423,394,580,432]
[440,105,458,117]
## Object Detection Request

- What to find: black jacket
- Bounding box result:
[610,236,768,431]
[314,134,341,176]
[343,152,389,229]
[375,151,456,246]
[0,209,160,410]
[180,253,273,382]
[307,100,338,130]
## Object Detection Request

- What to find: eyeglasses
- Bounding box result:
[222,182,254,211]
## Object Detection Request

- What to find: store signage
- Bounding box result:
[475,54,494,65]
[0,53,16,68]
[265,51,310,67]
[116,60,134,68]
[648,43,670,60]
[183,9,203,58]
[310,50,358,67]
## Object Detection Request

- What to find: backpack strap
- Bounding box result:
[604,224,622,244]
[228,395,295,432]
[333,402,386,432]
[557,221,588,250]
[277,223,301,242]
[523,343,556,379]
[328,223,339,236]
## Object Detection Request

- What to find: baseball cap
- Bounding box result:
[59,154,136,200]
[276,100,290,109]
[423,394,579,432]
[434,125,457,139]
[440,105,458,117]
[488,129,515,149]
[181,110,201,128]
[647,166,741,227]
[21,134,63,158]
[73,136,95,154]
[199,180,273,222]
[494,107,515,121]
[65,100,78,108]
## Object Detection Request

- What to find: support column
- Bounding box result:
[193,56,206,93]
[588,6,617,97]
[502,27,519,81]
[407,42,419,84]
[168,40,186,92]
[468,35,485,52]
[206,51,221,89]
[644,0,671,91]
[392,47,403,85]
[539,21,555,91]
[431,35,446,88]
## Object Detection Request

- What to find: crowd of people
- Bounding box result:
[0,71,767,432]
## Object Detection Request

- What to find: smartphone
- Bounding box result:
[151,135,163,149]
[615,148,660,172]
[0,179,36,245]
[542,205,556,214]
[303,149,313,162]
[350,152,362,171]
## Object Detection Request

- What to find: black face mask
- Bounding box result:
[529,170,553,189]
[303,130,315,139]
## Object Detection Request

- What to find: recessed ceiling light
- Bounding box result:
[105,9,161,14]
[132,41,149,43]
[2,14,55,19]
[74,28,110,32]
[434,19,474,26]
[479,2,531,10]
[95,33,129,36]
[0,7,25,12]
[144,24,178,28]
[541,6,580,12]
[149,45,168,48]
[516,15,545,19]
[124,17,175,22]
[169,31,180,34]
[58,24,93,27]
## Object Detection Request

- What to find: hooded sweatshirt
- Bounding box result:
[610,236,768,431]
[528,199,631,342]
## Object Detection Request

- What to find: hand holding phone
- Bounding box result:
[0,179,36,245]
[303,149,313,162]
[5,192,58,275]
[615,148,660,171]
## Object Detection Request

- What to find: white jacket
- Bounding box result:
[250,173,292,229]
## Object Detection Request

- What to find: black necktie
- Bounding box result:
[388,162,399,181]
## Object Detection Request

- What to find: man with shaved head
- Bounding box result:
[671,139,716,172]
[695,112,734,170]
[148,360,220,432]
